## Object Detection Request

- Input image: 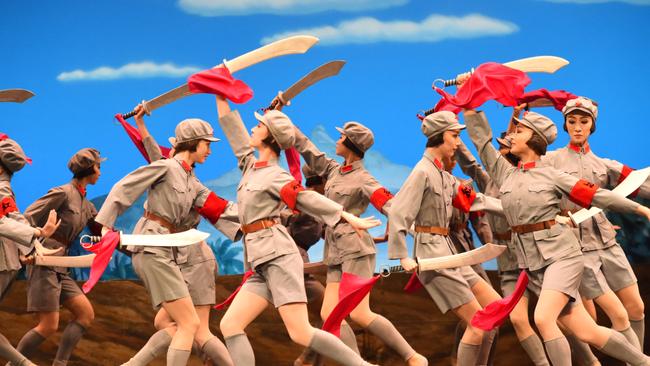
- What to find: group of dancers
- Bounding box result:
[1,65,650,366]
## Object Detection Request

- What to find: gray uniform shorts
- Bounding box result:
[0,270,18,302]
[132,251,190,309]
[579,245,637,300]
[242,252,307,308]
[26,266,84,312]
[418,265,482,314]
[499,269,523,297]
[527,254,584,314]
[326,254,376,283]
[180,259,217,306]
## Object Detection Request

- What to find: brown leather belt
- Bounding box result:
[414,225,449,236]
[144,211,186,233]
[493,230,512,241]
[241,218,278,234]
[511,219,556,234]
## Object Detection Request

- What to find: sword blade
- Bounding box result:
[141,35,319,116]
[417,243,506,272]
[35,254,96,268]
[281,60,346,103]
[0,89,35,103]
[121,229,210,247]
[503,56,569,74]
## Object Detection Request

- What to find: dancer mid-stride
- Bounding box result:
[215,94,380,366]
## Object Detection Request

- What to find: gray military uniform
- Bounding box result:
[23,182,97,311]
[95,155,239,308]
[542,143,650,299]
[466,111,640,305]
[293,128,387,282]
[218,110,343,307]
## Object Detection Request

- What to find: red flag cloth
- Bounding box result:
[517,89,578,111]
[214,270,255,310]
[285,147,302,182]
[322,273,381,337]
[403,272,424,293]
[115,114,172,163]
[471,271,529,331]
[81,231,121,293]
[434,62,531,114]
[188,67,253,104]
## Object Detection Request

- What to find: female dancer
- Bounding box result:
[387,111,503,366]
[215,94,379,366]
[289,117,427,365]
[13,148,104,366]
[463,107,650,365]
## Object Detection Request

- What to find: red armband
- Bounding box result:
[280,180,305,211]
[370,187,393,212]
[569,179,598,208]
[0,196,18,218]
[197,192,229,224]
[617,165,640,198]
[452,185,476,213]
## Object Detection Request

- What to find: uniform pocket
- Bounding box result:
[527,184,555,207]
[594,213,617,244]
[333,225,363,256]
[245,229,276,263]
[533,224,575,260]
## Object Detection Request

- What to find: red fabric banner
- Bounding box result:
[471,271,529,331]
[517,89,578,111]
[188,67,253,104]
[322,273,381,337]
[285,147,302,182]
[115,114,171,163]
[214,270,255,310]
[434,62,531,114]
[81,230,121,293]
[403,271,424,293]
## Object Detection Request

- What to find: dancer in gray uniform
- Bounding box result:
[1,135,59,366]
[95,114,240,366]
[215,94,380,366]
[540,97,648,353]
[12,148,104,366]
[290,120,427,365]
[463,106,650,366]
[118,105,235,366]
[386,111,503,366]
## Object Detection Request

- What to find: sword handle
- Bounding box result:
[380,265,406,277]
[80,235,101,247]
[121,110,137,120]
[442,68,474,87]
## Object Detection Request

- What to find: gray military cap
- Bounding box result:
[172,118,220,146]
[513,111,558,145]
[421,111,466,138]
[0,136,30,173]
[562,97,598,120]
[68,148,106,174]
[335,121,374,153]
[254,110,295,150]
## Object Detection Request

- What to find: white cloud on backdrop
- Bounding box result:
[57,62,201,82]
[178,0,408,16]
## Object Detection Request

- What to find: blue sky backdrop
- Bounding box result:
[2,1,649,264]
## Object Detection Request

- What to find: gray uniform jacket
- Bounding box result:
[466,111,640,271]
[0,176,37,272]
[293,128,390,265]
[542,144,650,251]
[218,110,343,271]
[94,156,239,262]
[24,181,98,274]
[455,142,519,272]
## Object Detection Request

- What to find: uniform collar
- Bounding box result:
[568,142,590,154]
[71,180,87,197]
[423,152,444,171]
[254,159,278,170]
[340,160,363,174]
[173,157,193,173]
[517,161,537,171]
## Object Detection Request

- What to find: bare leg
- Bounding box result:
[320,282,359,353]
[162,296,200,365]
[220,290,270,365]
[452,299,485,366]
[617,284,645,350]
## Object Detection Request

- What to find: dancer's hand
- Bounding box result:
[400,257,418,272]
[37,209,61,238]
[637,205,650,221]
[341,211,381,239]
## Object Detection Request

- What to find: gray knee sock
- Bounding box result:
[543,337,571,366]
[0,334,35,366]
[366,315,416,361]
[566,333,598,366]
[340,323,360,354]
[308,329,369,366]
[202,337,234,366]
[53,321,86,365]
[598,331,649,366]
[122,329,172,366]
[631,318,645,352]
[477,329,497,366]
[452,322,465,361]
[622,327,642,352]
[457,342,481,366]
[519,334,550,366]
[166,348,191,366]
[14,329,46,360]
[224,333,254,366]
